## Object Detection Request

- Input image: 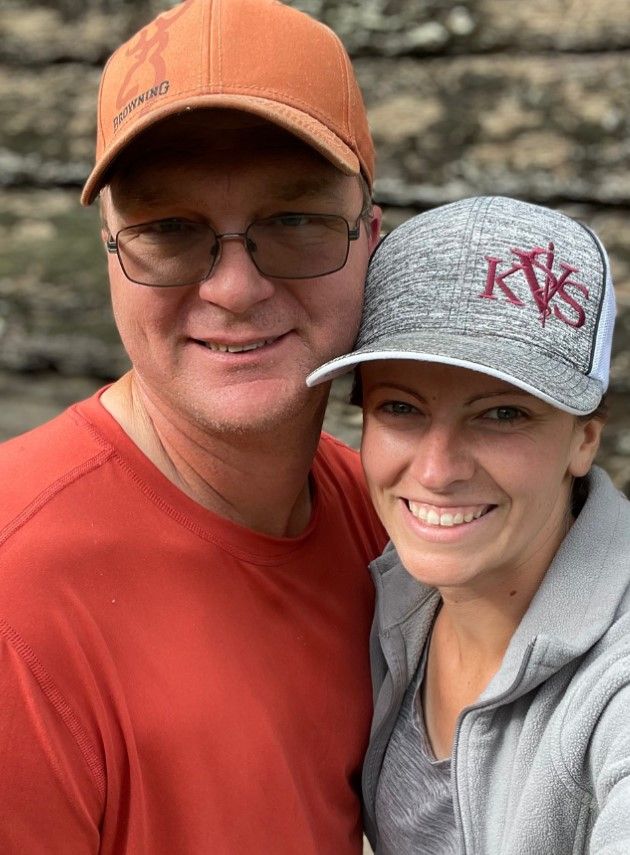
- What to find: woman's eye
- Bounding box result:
[379,401,418,416]
[483,406,525,422]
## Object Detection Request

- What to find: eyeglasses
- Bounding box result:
[105,212,365,287]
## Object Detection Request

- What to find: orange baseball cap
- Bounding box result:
[81,0,375,205]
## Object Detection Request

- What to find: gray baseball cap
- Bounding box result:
[307,196,616,415]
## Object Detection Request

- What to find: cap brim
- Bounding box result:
[81,94,362,206]
[306,331,604,415]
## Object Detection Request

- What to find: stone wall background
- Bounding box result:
[1,0,630,490]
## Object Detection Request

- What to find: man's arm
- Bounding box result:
[0,631,102,854]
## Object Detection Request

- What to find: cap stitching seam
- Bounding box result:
[468,197,495,331]
[455,195,486,330]
[203,0,212,88]
[331,31,350,138]
[216,0,223,87]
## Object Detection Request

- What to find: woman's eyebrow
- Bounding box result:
[364,382,427,402]
[364,381,534,408]
[465,389,533,406]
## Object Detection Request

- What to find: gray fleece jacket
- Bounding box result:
[362,466,630,854]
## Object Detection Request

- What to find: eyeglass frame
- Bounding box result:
[104,208,372,288]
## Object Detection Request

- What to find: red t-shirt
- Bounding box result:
[0,391,386,854]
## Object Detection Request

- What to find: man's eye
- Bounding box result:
[126,220,208,248]
[143,219,199,236]
[272,215,345,234]
[276,215,310,228]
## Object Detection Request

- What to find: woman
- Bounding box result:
[307,196,629,854]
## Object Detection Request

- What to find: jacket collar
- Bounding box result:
[485,466,630,699]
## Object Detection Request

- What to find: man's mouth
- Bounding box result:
[196,336,279,353]
[407,500,493,528]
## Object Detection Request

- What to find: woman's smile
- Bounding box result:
[360,360,596,592]
[405,500,493,527]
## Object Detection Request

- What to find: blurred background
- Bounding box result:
[1,0,630,492]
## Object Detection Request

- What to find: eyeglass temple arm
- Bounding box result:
[349,204,374,242]
[105,237,117,253]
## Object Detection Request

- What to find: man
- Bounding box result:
[0,0,384,852]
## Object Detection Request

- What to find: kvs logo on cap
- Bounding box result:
[481,243,589,329]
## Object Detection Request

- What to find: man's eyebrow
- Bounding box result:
[271,177,346,204]
[114,186,175,210]
[113,177,346,209]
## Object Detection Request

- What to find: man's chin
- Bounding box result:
[175,379,329,437]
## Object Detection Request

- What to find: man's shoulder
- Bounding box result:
[316,431,361,471]
[315,431,367,494]
[0,398,114,534]
[315,432,387,547]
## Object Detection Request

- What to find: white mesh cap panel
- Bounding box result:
[587,229,616,392]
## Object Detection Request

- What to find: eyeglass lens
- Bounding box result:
[115,215,354,286]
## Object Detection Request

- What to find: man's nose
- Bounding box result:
[197,235,275,314]
[408,421,475,492]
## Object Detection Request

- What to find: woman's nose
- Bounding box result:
[409,422,475,491]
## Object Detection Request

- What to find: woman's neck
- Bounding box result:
[422,549,568,761]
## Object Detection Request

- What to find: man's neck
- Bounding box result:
[100,372,326,538]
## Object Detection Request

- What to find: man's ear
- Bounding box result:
[569,417,605,478]
[99,187,111,230]
[367,204,383,253]
[99,189,113,246]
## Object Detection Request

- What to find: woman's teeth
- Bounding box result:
[407,501,490,527]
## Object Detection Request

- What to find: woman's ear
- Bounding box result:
[568,417,605,478]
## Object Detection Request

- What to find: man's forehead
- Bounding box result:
[106,124,359,211]
[110,170,352,214]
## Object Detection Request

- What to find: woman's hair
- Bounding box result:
[572,394,609,514]
[349,370,364,407]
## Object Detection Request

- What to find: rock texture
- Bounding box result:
[1,0,630,490]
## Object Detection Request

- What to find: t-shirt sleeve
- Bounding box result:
[0,632,102,854]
